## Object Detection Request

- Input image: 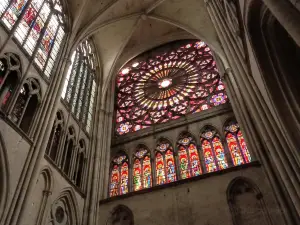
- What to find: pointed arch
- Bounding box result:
[200,126,228,172]
[177,131,202,179]
[49,188,80,225]
[227,177,272,225]
[155,138,176,185]
[109,151,129,197]
[133,144,152,191]
[108,204,134,225]
[0,132,10,220]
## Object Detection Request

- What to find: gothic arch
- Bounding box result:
[49,188,80,225]
[0,132,10,220]
[108,204,134,225]
[227,177,272,225]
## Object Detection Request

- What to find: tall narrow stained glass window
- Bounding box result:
[155,139,176,185]
[109,154,129,197]
[115,40,228,135]
[0,0,66,77]
[177,133,202,179]
[200,128,228,172]
[133,146,152,191]
[61,40,97,133]
[225,121,251,165]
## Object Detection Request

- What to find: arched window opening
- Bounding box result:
[177,133,202,179]
[108,205,134,225]
[11,77,41,133]
[115,40,228,135]
[225,121,251,165]
[46,110,64,162]
[228,177,271,225]
[74,139,85,189]
[133,145,152,191]
[61,40,97,133]
[109,154,129,197]
[200,127,228,172]
[155,138,176,185]
[0,53,21,111]
[0,0,66,77]
[61,127,75,176]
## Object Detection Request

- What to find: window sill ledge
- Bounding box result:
[99,161,260,205]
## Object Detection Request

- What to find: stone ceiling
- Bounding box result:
[65,0,225,94]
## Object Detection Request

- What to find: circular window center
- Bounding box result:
[158,78,172,88]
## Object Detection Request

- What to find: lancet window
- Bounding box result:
[133,145,152,191]
[0,53,21,110]
[11,77,41,133]
[109,154,129,197]
[177,133,202,179]
[74,139,86,190]
[61,126,75,176]
[225,121,251,165]
[0,0,66,77]
[155,138,176,185]
[61,40,97,133]
[115,40,228,135]
[200,127,228,172]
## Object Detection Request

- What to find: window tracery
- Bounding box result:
[0,0,66,77]
[46,110,64,161]
[61,126,75,176]
[61,40,97,133]
[0,53,21,110]
[177,133,202,179]
[74,139,86,190]
[225,121,251,165]
[11,77,41,133]
[155,138,176,185]
[110,154,129,197]
[200,127,228,172]
[133,145,152,191]
[116,40,228,135]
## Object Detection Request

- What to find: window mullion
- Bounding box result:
[69,54,83,108]
[65,51,79,103]
[81,71,91,125]
[74,62,86,119]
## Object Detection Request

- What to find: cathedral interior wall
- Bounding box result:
[98,166,284,225]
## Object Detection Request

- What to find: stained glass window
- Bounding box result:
[225,121,251,165]
[115,40,228,135]
[61,40,97,133]
[0,0,66,77]
[200,128,228,172]
[109,154,129,197]
[177,133,201,179]
[155,138,176,185]
[133,145,152,191]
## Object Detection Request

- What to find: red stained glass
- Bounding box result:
[115,40,228,135]
[188,143,202,176]
[155,152,166,185]
[133,158,142,191]
[165,150,176,182]
[202,139,217,173]
[237,130,251,163]
[226,133,244,166]
[2,0,28,29]
[109,165,119,197]
[212,137,228,170]
[143,156,152,188]
[178,146,190,179]
[120,162,128,195]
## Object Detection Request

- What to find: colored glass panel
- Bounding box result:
[202,139,217,173]
[133,159,142,191]
[237,130,251,163]
[143,156,152,188]
[226,133,244,166]
[120,162,128,195]
[188,143,202,176]
[109,165,119,197]
[212,137,228,170]
[2,0,28,29]
[178,146,190,179]
[116,40,229,135]
[165,150,176,182]
[155,153,166,185]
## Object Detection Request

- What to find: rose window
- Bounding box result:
[116,40,228,135]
